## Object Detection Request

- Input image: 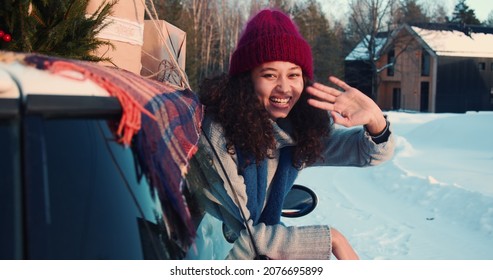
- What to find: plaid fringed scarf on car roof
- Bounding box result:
[22,53,203,249]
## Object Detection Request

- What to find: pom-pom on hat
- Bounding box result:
[229,9,313,80]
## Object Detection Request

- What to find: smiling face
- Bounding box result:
[251,61,304,120]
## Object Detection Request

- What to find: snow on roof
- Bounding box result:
[346,25,493,61]
[411,26,493,58]
[345,35,388,61]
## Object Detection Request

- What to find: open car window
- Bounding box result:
[23,115,186,259]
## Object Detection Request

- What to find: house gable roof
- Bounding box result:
[345,33,389,61]
[345,23,493,61]
[409,24,493,58]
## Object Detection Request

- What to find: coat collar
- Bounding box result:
[272,118,295,149]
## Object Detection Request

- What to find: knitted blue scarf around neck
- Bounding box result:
[237,147,299,225]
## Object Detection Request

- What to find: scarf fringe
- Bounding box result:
[46,60,157,146]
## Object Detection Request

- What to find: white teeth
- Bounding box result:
[270,97,290,104]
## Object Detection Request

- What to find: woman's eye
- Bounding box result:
[262,73,276,79]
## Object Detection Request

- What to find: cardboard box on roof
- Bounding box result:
[86,0,145,74]
[141,20,187,87]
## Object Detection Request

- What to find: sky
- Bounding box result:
[190,111,493,260]
[321,0,492,23]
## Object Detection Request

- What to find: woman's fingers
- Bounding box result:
[306,80,345,112]
[307,97,335,111]
[308,82,342,98]
[328,76,351,91]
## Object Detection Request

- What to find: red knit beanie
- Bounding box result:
[229,9,313,80]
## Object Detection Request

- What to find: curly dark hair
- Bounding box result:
[199,73,330,168]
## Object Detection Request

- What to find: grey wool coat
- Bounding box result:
[193,114,395,260]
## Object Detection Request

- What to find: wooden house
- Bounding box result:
[345,23,493,113]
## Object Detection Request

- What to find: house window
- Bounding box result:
[479,62,486,71]
[421,82,430,112]
[387,49,395,77]
[421,49,430,76]
[392,88,401,110]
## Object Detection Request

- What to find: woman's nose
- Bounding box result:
[276,78,289,93]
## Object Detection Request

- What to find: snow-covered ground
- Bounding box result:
[189,111,493,260]
[285,111,493,260]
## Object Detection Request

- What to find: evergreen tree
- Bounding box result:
[396,0,429,24]
[0,0,116,61]
[292,0,344,81]
[450,0,481,25]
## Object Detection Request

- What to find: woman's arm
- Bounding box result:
[313,124,394,167]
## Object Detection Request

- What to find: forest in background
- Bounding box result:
[151,0,493,90]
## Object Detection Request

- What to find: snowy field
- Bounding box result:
[285,111,493,260]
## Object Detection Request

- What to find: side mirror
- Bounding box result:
[281,184,318,218]
[222,184,318,243]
